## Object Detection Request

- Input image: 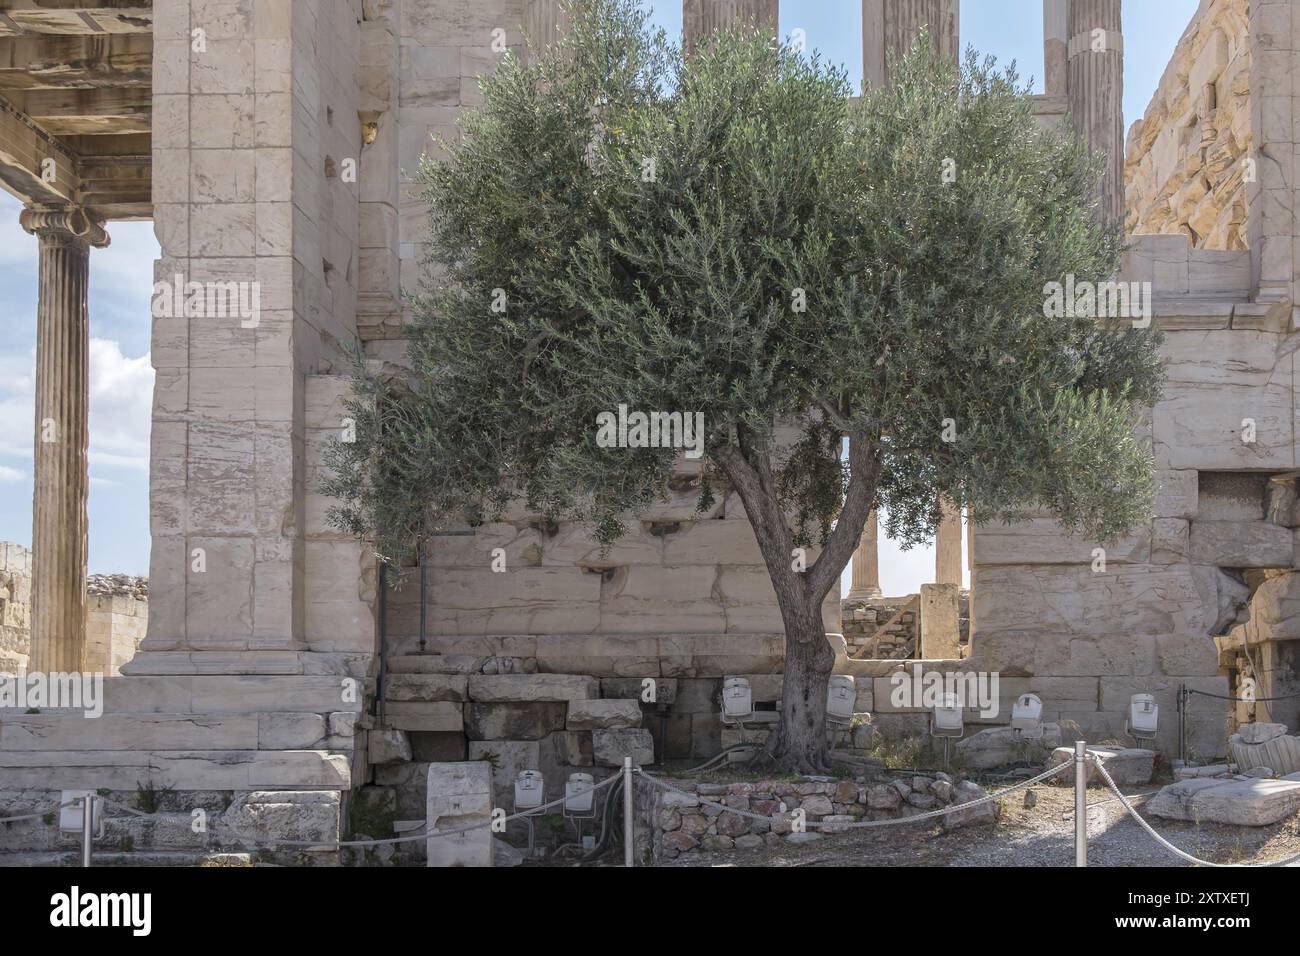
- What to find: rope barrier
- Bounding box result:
[0,800,80,824]
[1185,688,1300,703]
[98,775,624,850]
[638,760,1072,830]
[1091,757,1300,869]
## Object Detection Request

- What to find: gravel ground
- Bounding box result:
[658,779,1300,867]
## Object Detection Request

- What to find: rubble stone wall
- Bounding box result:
[0,542,31,673]
[1124,0,1251,248]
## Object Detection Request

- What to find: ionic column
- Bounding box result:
[935,495,962,585]
[684,0,779,55]
[847,510,882,601]
[1067,0,1124,224]
[20,206,108,673]
[863,0,959,88]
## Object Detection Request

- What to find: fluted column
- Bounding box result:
[935,495,962,585]
[1067,0,1124,224]
[847,510,882,601]
[863,0,959,88]
[20,207,108,673]
[684,0,778,55]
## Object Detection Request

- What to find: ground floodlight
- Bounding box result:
[826,675,856,725]
[722,676,753,723]
[930,693,964,739]
[564,772,596,817]
[1126,693,1158,740]
[59,790,103,837]
[513,770,544,812]
[1011,693,1045,739]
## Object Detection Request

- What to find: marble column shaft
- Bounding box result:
[935,495,963,586]
[1067,0,1124,224]
[848,510,882,600]
[684,0,779,55]
[20,207,108,673]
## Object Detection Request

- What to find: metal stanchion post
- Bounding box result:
[1074,740,1087,867]
[81,794,95,868]
[623,756,634,868]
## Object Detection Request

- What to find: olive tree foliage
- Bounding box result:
[325,0,1163,773]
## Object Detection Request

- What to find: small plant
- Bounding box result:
[42,812,55,826]
[24,707,38,715]
[134,781,174,814]
[119,835,135,852]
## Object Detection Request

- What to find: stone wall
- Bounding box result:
[0,542,31,672]
[85,575,149,676]
[1124,0,1251,248]
[642,770,994,863]
[0,548,148,676]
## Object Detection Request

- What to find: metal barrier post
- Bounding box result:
[81,794,95,868]
[623,757,634,868]
[1074,740,1087,867]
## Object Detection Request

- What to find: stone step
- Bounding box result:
[0,749,351,790]
[0,712,337,752]
[46,675,371,715]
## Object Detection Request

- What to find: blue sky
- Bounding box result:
[0,0,1199,588]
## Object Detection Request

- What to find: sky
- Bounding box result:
[0,0,1200,588]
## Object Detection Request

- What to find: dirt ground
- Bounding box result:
[656,779,1300,867]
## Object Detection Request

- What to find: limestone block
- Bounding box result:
[973,517,1148,566]
[0,714,258,752]
[369,729,412,765]
[218,790,339,850]
[1147,777,1300,826]
[1189,520,1293,567]
[941,781,998,830]
[591,729,655,768]
[661,520,763,565]
[1045,746,1156,786]
[257,713,327,750]
[600,566,727,634]
[384,674,468,702]
[531,633,660,678]
[602,677,677,705]
[426,762,493,867]
[468,674,599,703]
[463,702,567,740]
[918,583,961,659]
[566,699,642,730]
[1151,518,1189,563]
[954,723,1064,771]
[383,702,463,733]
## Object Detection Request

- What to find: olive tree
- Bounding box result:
[326,0,1162,773]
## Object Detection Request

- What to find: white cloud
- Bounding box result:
[0,464,23,482]
[0,339,152,473]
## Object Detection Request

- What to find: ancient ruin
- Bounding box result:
[1,0,1299,868]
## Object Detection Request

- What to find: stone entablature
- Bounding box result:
[1124,0,1251,248]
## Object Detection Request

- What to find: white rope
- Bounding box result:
[1091,756,1300,868]
[638,761,1071,829]
[0,800,81,824]
[100,775,623,849]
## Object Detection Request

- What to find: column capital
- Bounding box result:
[19,205,110,249]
